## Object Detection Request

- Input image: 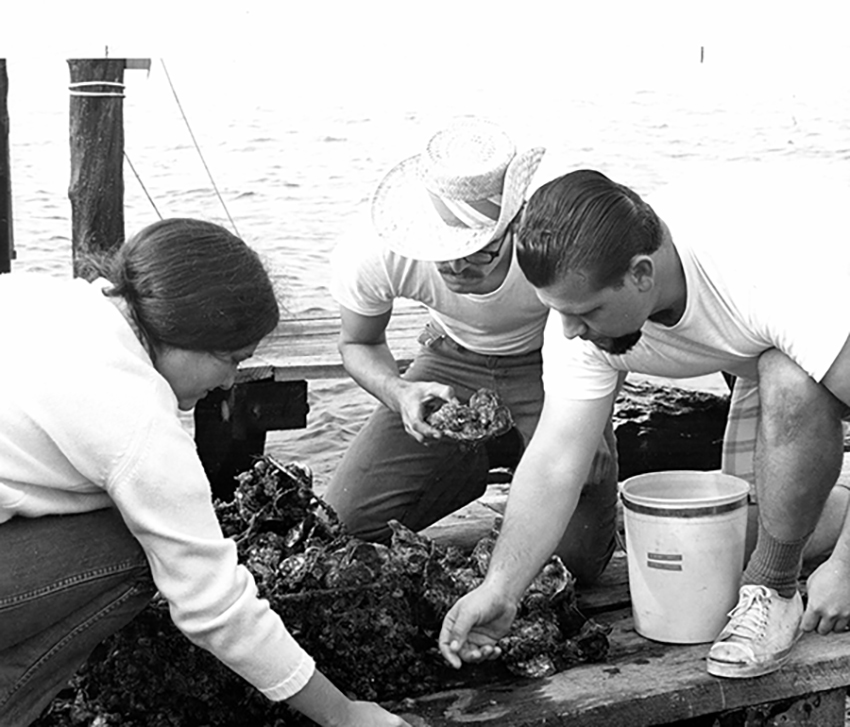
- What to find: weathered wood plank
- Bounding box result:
[711,689,847,727]
[238,306,429,382]
[398,622,850,726]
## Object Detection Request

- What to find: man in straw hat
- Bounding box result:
[325,117,618,585]
[439,165,850,680]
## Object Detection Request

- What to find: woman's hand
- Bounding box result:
[346,700,413,726]
[287,669,413,727]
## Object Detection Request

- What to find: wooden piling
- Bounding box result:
[67,58,128,279]
[0,59,13,274]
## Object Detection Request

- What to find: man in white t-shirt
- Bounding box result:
[439,166,850,679]
[325,119,618,585]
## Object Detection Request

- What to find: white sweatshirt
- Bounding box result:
[0,273,314,700]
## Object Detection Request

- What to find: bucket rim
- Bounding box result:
[620,470,750,510]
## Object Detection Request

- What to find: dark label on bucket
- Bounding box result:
[647,552,683,571]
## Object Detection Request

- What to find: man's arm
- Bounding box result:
[485,391,615,600]
[337,304,453,443]
[440,390,615,665]
[337,304,403,406]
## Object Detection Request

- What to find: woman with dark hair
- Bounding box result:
[0,219,409,727]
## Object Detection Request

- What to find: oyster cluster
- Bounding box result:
[225,457,609,691]
[425,388,514,444]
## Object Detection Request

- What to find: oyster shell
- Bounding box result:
[425,388,513,444]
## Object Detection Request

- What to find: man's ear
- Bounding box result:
[629,255,655,292]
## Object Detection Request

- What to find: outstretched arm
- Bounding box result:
[287,668,411,726]
[440,391,615,666]
[337,305,453,443]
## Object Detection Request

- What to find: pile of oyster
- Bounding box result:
[223,457,609,694]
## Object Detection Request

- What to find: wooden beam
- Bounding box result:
[195,379,309,500]
[0,59,12,274]
[239,306,429,383]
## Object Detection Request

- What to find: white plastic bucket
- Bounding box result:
[620,471,750,644]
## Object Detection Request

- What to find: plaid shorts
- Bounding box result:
[721,377,850,502]
[721,377,760,498]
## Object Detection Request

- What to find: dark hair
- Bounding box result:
[102,218,280,353]
[517,169,661,290]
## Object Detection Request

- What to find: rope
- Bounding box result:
[68,81,126,98]
[124,152,162,219]
[159,59,240,236]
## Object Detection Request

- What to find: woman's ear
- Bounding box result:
[629,255,655,292]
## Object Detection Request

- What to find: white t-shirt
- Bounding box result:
[330,216,549,356]
[543,167,850,400]
[0,273,313,701]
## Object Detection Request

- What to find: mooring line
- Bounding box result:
[160,58,240,236]
[124,151,162,219]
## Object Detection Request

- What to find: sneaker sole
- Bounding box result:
[707,652,790,678]
[706,636,800,679]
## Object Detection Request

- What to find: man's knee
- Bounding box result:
[338,511,392,544]
[758,350,845,438]
[554,531,616,585]
[587,421,619,486]
[556,448,620,585]
[759,349,815,403]
[323,488,392,543]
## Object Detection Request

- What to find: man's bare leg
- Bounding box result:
[709,349,845,677]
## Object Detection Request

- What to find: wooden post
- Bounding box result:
[67,58,126,279]
[67,58,150,279]
[0,59,13,274]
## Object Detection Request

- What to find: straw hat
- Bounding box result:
[371,117,545,261]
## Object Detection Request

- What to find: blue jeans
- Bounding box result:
[0,508,156,726]
[326,324,619,584]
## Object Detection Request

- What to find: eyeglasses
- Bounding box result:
[461,232,507,266]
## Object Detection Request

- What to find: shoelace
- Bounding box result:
[723,585,771,640]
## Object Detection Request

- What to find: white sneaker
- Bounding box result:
[706,584,803,678]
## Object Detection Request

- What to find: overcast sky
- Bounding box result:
[3,0,848,96]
